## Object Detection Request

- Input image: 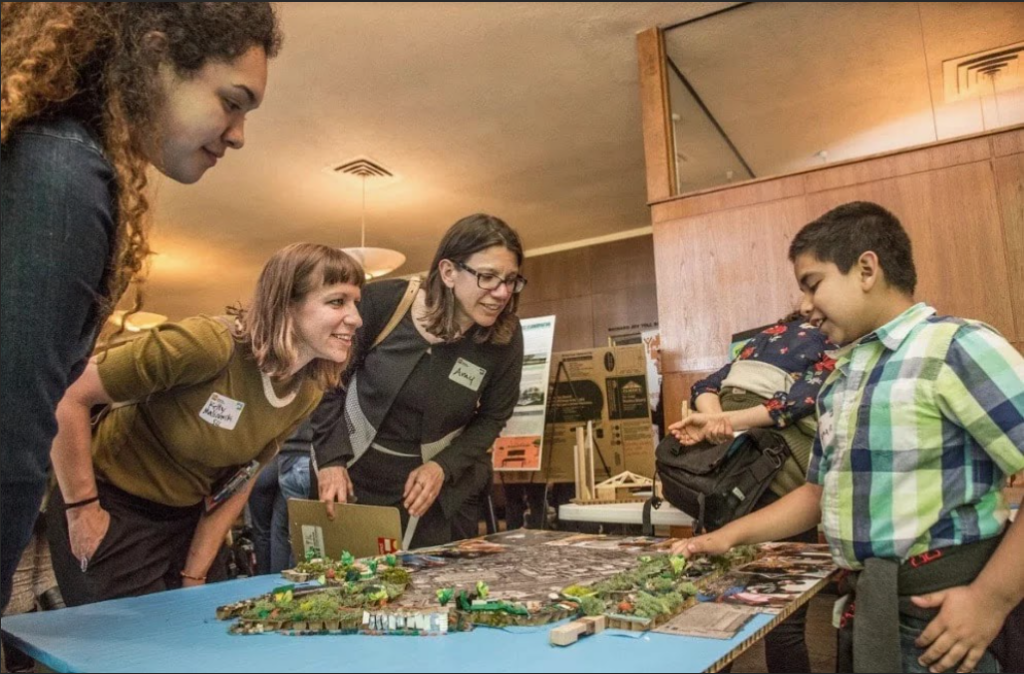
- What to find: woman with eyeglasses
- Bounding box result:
[313,213,526,548]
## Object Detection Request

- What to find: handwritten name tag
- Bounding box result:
[818,411,836,449]
[199,392,245,430]
[449,358,486,392]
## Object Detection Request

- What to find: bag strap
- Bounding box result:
[641,471,663,537]
[372,276,422,349]
[642,494,661,537]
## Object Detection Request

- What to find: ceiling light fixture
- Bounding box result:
[332,158,405,280]
[107,310,168,332]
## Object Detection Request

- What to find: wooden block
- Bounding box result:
[551,616,607,646]
[575,426,589,501]
[550,621,587,646]
[573,440,582,502]
[586,421,596,498]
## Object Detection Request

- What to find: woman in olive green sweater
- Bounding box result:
[46,243,363,606]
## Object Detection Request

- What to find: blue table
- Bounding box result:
[1,574,784,673]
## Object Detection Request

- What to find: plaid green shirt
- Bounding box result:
[808,303,1024,570]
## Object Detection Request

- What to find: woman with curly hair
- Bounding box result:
[1,2,282,610]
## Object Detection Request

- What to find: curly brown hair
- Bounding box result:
[1,2,282,325]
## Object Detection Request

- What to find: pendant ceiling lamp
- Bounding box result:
[337,159,405,280]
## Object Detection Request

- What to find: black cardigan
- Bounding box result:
[312,279,523,517]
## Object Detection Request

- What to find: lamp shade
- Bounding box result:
[107,310,168,332]
[341,246,406,279]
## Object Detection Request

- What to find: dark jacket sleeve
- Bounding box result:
[432,324,525,483]
[309,387,352,469]
[1,124,116,489]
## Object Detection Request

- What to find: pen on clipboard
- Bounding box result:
[401,515,419,551]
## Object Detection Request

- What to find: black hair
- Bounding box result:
[789,201,916,294]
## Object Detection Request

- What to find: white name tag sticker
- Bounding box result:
[199,392,245,430]
[449,358,486,392]
[818,411,836,448]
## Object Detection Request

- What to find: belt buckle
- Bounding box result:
[909,549,943,569]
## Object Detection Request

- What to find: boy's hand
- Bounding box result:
[912,585,1007,673]
[669,530,734,557]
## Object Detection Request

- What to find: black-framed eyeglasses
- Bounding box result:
[456,261,528,294]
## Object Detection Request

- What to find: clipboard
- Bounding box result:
[287,499,403,560]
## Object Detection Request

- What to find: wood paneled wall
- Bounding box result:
[649,127,1024,428]
[516,236,660,352]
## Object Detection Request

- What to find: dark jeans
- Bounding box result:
[991,600,1023,673]
[1,485,47,611]
[1,118,116,611]
[502,482,547,530]
[47,482,207,606]
[248,456,285,575]
[898,614,1000,673]
[836,610,1002,673]
[248,454,311,574]
[450,485,483,541]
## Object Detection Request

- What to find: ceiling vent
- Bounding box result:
[323,157,400,188]
[943,42,1023,102]
[329,157,393,178]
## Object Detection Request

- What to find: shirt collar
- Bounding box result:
[874,302,936,351]
[827,303,936,366]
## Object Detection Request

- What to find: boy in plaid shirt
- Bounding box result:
[674,202,1023,673]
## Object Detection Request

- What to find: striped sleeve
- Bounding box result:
[936,323,1024,476]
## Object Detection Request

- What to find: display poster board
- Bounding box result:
[493,316,556,471]
[505,345,654,484]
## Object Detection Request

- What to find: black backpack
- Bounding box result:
[651,428,791,535]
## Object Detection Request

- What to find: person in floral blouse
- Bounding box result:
[671,311,835,496]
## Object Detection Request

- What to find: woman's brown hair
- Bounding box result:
[422,213,524,345]
[233,243,365,391]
